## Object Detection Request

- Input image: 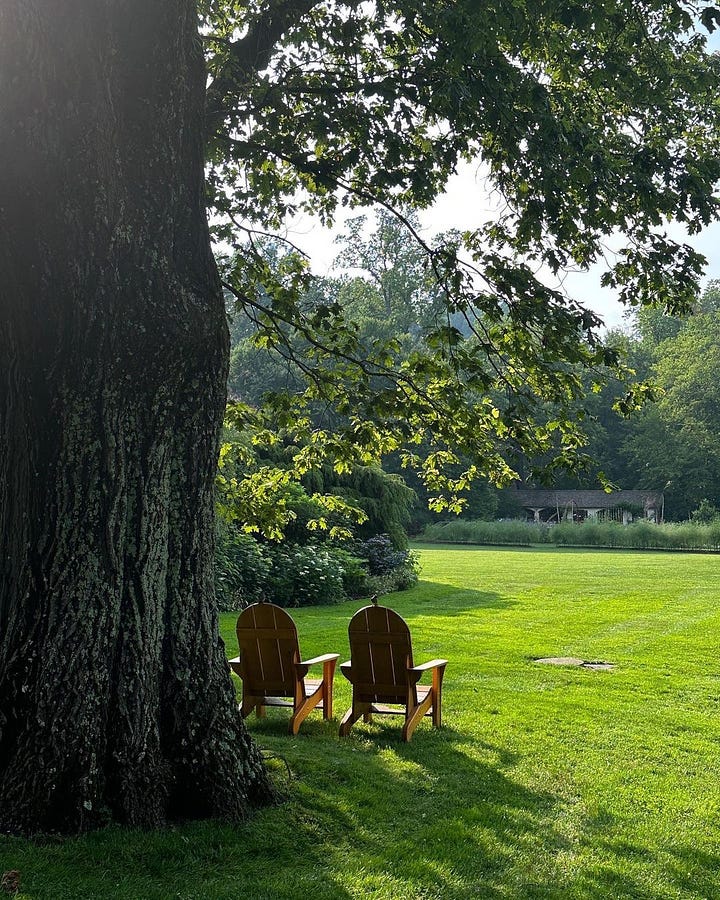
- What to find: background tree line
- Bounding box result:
[576,280,720,521]
[226,216,720,527]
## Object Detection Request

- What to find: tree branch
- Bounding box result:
[205,0,320,133]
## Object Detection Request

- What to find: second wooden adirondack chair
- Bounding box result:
[228,603,339,735]
[339,603,447,742]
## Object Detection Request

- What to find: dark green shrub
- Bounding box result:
[690,499,720,524]
[214,524,271,610]
[331,548,372,598]
[352,535,421,596]
[389,553,421,590]
[359,534,411,575]
[216,527,421,610]
[362,565,420,598]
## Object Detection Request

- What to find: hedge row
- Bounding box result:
[215,530,420,610]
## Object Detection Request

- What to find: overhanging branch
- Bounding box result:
[205,0,320,133]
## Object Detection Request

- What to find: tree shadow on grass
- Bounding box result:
[393,582,519,617]
[3,722,718,899]
[665,845,720,899]
[0,720,553,899]
[293,584,519,630]
[310,732,555,891]
[571,834,720,900]
[247,711,720,899]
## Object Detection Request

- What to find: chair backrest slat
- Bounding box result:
[235,604,300,696]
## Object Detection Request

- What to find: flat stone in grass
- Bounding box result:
[535,656,615,671]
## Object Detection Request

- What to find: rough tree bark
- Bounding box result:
[0,1,274,832]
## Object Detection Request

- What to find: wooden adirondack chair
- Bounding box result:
[339,604,447,742]
[228,603,339,735]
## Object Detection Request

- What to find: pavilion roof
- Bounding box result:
[513,489,662,509]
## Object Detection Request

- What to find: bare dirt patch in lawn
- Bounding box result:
[535,656,615,671]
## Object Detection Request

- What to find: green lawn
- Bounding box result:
[3,546,720,898]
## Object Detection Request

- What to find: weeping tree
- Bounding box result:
[1,0,719,834]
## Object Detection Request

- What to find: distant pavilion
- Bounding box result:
[513,490,664,524]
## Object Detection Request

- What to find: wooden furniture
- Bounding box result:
[228,603,339,735]
[339,604,447,742]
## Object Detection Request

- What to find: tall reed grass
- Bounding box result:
[419,518,720,551]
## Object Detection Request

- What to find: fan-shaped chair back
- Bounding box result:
[346,604,417,706]
[234,602,300,698]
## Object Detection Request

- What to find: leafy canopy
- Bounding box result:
[201,0,720,504]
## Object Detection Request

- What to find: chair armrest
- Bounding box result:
[300,653,340,667]
[228,656,242,677]
[339,660,353,682]
[411,659,448,673]
[408,659,447,686]
[295,653,339,680]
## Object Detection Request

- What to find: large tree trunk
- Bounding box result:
[0,1,273,833]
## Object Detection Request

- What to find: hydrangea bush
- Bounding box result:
[263,544,346,607]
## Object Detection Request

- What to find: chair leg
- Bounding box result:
[402,693,433,742]
[322,658,337,720]
[290,689,323,735]
[339,702,368,737]
[240,694,257,718]
[432,666,445,727]
[432,689,442,727]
